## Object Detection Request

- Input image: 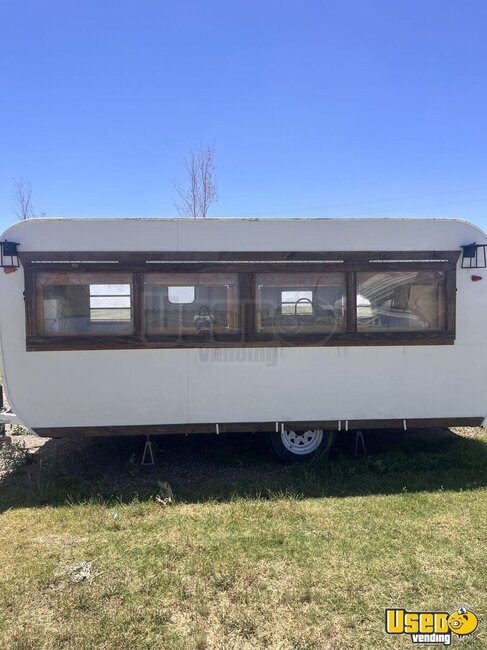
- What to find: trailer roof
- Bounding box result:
[2,216,486,253]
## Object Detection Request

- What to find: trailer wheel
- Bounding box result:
[267,429,334,463]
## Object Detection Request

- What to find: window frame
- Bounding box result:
[34,271,135,337]
[355,269,448,333]
[255,271,348,335]
[21,250,458,351]
[144,271,240,336]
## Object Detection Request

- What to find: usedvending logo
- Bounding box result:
[385,607,479,645]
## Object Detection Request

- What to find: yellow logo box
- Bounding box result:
[386,607,479,638]
[387,609,450,635]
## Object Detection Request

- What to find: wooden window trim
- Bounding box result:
[255,271,347,335]
[32,270,135,337]
[144,271,240,335]
[23,251,459,351]
[133,272,144,337]
[346,272,357,334]
[355,269,449,334]
[19,250,461,265]
[239,272,256,338]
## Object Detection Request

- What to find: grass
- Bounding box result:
[0,428,486,649]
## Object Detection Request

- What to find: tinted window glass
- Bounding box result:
[356,271,446,331]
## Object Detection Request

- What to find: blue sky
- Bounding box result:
[1,0,487,233]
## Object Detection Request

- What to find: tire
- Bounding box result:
[267,429,335,463]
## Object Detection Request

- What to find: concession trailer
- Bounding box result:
[0,217,485,461]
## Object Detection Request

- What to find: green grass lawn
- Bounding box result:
[0,428,486,649]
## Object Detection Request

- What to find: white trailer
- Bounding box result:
[0,217,486,461]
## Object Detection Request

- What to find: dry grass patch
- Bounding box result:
[0,428,486,648]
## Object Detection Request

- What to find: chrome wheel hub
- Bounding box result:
[280,429,324,455]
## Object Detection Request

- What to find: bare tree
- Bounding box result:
[12,178,46,220]
[13,178,34,220]
[173,144,217,218]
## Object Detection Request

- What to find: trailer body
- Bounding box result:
[0,217,485,452]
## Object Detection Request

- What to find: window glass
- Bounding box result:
[167,286,195,304]
[356,271,446,331]
[144,273,239,335]
[256,272,346,334]
[89,284,131,321]
[29,264,454,348]
[281,290,313,314]
[37,273,134,335]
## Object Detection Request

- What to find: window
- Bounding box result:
[24,251,457,350]
[167,286,195,304]
[36,272,134,335]
[281,290,313,314]
[89,284,131,321]
[144,273,239,336]
[256,272,347,335]
[356,271,446,331]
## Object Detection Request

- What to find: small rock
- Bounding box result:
[66,561,102,583]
